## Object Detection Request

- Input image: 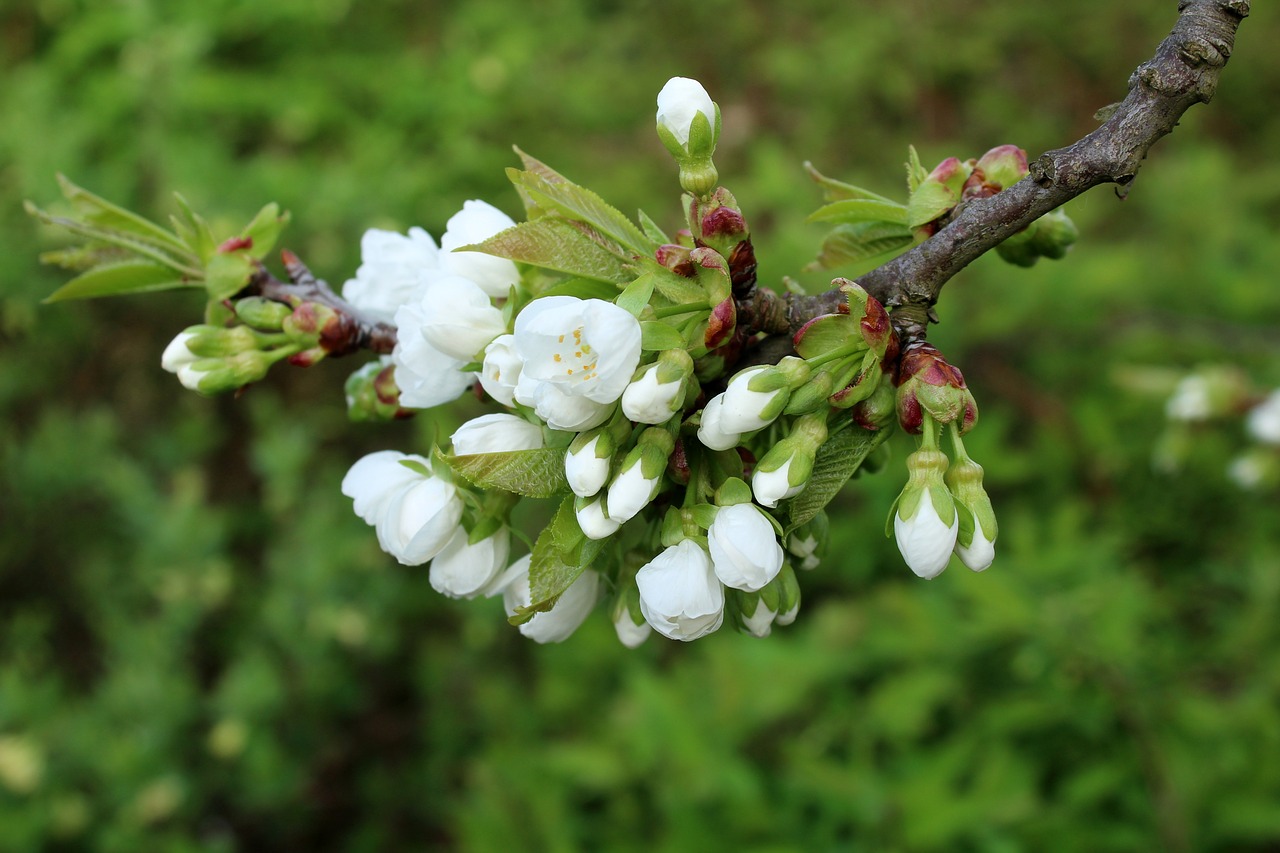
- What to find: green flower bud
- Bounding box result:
[233,297,293,330]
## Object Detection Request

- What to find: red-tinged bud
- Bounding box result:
[974,145,1029,190]
[218,236,253,254]
[859,294,894,358]
[929,157,966,183]
[689,246,729,274]
[895,341,975,434]
[727,238,757,299]
[667,438,692,485]
[288,346,326,368]
[705,297,736,348]
[655,243,696,277]
[701,205,747,241]
[852,381,896,431]
[675,228,695,248]
[374,364,401,406]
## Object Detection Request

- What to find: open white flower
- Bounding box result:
[656,77,716,148]
[439,200,520,298]
[392,299,474,409]
[342,227,440,325]
[430,526,510,599]
[341,451,463,566]
[636,540,725,641]
[479,335,522,407]
[513,296,642,431]
[450,413,544,455]
[416,273,507,362]
[707,503,784,592]
[499,557,601,643]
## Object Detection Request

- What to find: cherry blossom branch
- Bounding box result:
[845,0,1250,342]
[247,250,398,355]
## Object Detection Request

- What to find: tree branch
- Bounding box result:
[854,0,1249,341]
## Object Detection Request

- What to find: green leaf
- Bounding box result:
[445,447,569,498]
[616,273,656,316]
[43,261,198,303]
[512,168,653,255]
[906,145,928,193]
[26,201,203,278]
[793,313,860,360]
[466,219,632,283]
[783,425,893,535]
[906,181,959,229]
[637,209,670,245]
[806,222,913,271]
[56,174,191,256]
[644,262,706,304]
[204,251,255,301]
[517,495,605,618]
[170,193,217,262]
[239,202,290,259]
[804,162,898,204]
[808,198,908,226]
[534,277,620,301]
[641,321,686,352]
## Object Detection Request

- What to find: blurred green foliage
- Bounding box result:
[3,0,1279,849]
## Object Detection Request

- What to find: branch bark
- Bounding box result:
[852,0,1249,342]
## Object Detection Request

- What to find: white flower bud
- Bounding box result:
[621,363,685,424]
[613,606,652,648]
[565,434,611,498]
[429,526,510,599]
[161,332,199,373]
[696,395,742,451]
[635,540,725,641]
[894,491,958,579]
[656,77,716,148]
[576,496,621,540]
[739,596,777,638]
[707,503,784,592]
[479,334,522,407]
[752,455,803,508]
[341,451,463,566]
[450,413,543,455]
[1246,390,1280,445]
[498,556,601,643]
[606,459,660,524]
[955,519,995,573]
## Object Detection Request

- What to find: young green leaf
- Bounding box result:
[637,209,670,245]
[783,426,893,535]
[444,447,570,498]
[43,261,198,303]
[513,169,653,255]
[804,162,899,204]
[56,174,191,256]
[465,219,632,283]
[641,321,686,352]
[534,278,621,301]
[616,273,656,316]
[805,222,913,271]
[807,198,908,226]
[239,203,290,259]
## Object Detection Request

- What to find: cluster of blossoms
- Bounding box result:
[159,77,1000,646]
[1158,366,1280,489]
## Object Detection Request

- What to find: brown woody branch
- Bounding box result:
[845,0,1249,342]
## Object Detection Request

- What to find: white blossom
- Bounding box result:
[753,455,803,508]
[716,366,786,434]
[613,607,652,648]
[513,296,642,431]
[416,273,507,362]
[450,413,544,456]
[439,200,520,298]
[429,526,510,599]
[635,540,725,641]
[606,462,660,524]
[341,451,462,565]
[565,435,610,498]
[576,495,621,540]
[656,77,716,148]
[894,492,959,580]
[696,395,742,451]
[955,520,996,572]
[342,227,440,325]
[621,363,684,424]
[740,599,777,638]
[1246,390,1280,445]
[498,556,601,643]
[786,532,820,570]
[391,299,474,409]
[707,503,784,592]
[479,334,522,407]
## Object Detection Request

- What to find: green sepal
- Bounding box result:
[239,202,290,259]
[637,209,670,245]
[616,273,656,316]
[793,314,861,360]
[905,146,928,193]
[43,260,196,303]
[713,476,753,507]
[640,321,686,352]
[689,503,721,531]
[397,458,432,477]
[463,219,632,283]
[783,424,893,536]
[443,447,569,498]
[170,193,218,262]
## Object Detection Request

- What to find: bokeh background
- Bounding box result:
[3,0,1279,850]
